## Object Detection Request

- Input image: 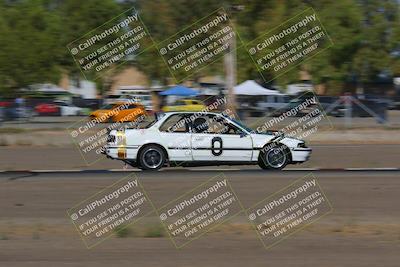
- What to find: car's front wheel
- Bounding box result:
[138,145,166,171]
[258,145,289,170]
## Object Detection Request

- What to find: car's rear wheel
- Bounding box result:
[138,145,166,171]
[258,145,289,170]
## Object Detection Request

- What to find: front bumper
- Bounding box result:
[291,147,312,163]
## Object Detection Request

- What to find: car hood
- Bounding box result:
[250,132,304,149]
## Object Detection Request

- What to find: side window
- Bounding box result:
[159,114,189,133]
[215,117,243,135]
[192,116,211,133]
[192,115,243,135]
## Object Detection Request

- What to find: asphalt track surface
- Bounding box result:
[0,170,399,266]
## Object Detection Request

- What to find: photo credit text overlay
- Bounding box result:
[247,174,332,249]
[157,8,235,82]
[67,7,152,80]
[158,174,243,248]
[246,8,333,82]
[67,175,154,248]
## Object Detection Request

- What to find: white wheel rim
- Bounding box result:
[266,148,286,168]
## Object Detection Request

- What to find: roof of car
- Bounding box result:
[159,111,229,120]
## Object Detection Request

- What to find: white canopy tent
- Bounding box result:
[233,80,283,95]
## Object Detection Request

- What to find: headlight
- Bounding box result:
[297,142,307,148]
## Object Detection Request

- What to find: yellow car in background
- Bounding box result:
[90,102,147,123]
[162,99,206,112]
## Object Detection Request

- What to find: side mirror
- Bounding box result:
[239,132,247,138]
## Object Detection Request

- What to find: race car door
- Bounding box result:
[191,114,253,161]
[158,113,192,161]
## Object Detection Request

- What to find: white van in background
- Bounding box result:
[256,94,291,112]
[104,86,153,111]
[287,82,314,95]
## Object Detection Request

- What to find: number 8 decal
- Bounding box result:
[211,137,223,156]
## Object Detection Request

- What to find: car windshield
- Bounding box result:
[225,116,254,133]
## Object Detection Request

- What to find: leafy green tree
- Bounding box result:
[0,0,398,96]
[0,0,62,95]
[352,0,400,85]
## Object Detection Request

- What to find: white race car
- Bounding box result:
[103,112,311,170]
[54,101,83,116]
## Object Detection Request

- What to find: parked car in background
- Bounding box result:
[271,98,318,117]
[0,100,12,108]
[90,102,147,123]
[0,107,3,123]
[103,94,121,105]
[34,103,60,116]
[392,95,400,110]
[54,101,83,116]
[256,94,290,113]
[162,99,206,112]
[105,87,153,111]
[0,99,33,121]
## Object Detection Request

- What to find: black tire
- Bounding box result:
[138,145,166,171]
[258,144,290,170]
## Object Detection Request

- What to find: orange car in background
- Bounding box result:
[90,102,147,123]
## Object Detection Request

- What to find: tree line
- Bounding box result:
[0,0,399,96]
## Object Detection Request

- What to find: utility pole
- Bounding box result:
[224,31,237,115]
[224,5,245,116]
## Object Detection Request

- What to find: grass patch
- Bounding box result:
[114,225,130,238]
[112,223,165,238]
[0,128,26,134]
[15,139,32,146]
[0,233,9,240]
[144,224,165,238]
[32,231,40,240]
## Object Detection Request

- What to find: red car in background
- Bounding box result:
[0,100,12,108]
[34,103,60,116]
